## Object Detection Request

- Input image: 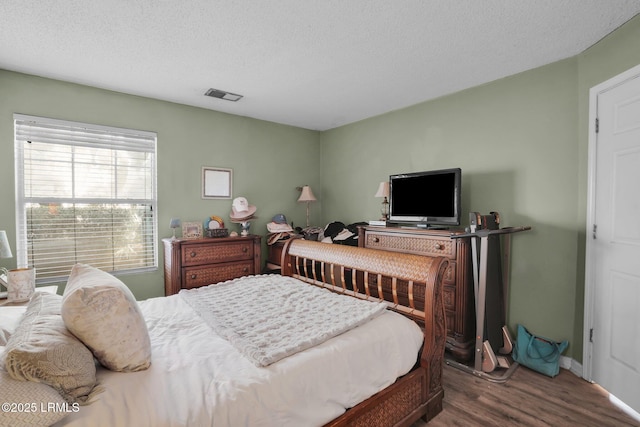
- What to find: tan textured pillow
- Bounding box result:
[62,264,151,372]
[0,367,70,427]
[4,292,98,404]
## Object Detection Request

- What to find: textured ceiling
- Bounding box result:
[1,1,639,131]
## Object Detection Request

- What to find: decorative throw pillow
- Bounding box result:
[3,293,99,404]
[0,367,69,427]
[62,263,151,372]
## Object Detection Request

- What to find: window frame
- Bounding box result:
[14,114,158,283]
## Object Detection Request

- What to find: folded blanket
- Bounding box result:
[179,274,387,366]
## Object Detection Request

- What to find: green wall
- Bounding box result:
[0,71,320,300]
[1,14,639,361]
[319,58,580,354]
[319,14,640,361]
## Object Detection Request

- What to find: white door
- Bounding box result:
[589,70,640,415]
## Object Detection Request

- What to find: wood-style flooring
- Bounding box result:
[412,362,640,427]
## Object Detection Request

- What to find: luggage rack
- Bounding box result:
[447,212,531,382]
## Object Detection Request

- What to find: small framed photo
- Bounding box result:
[182,221,203,239]
[202,167,232,199]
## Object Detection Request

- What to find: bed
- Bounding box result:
[0,239,447,427]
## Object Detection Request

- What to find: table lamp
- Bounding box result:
[170,218,181,239]
[297,185,316,228]
[375,181,390,221]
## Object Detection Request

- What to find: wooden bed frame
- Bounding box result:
[281,239,448,427]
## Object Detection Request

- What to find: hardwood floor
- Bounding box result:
[413,363,640,427]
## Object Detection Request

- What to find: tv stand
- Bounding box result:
[358,226,474,362]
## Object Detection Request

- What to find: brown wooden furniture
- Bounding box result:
[281,238,448,426]
[264,239,286,273]
[358,225,474,362]
[282,239,448,427]
[163,235,262,296]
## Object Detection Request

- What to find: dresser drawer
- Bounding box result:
[364,231,456,258]
[181,241,254,266]
[164,235,262,296]
[182,261,254,288]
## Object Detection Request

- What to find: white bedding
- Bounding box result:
[3,285,424,427]
[179,274,388,366]
[0,305,26,346]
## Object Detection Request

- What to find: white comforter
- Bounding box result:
[37,288,422,426]
[179,275,388,366]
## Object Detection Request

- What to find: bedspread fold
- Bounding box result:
[179,274,387,366]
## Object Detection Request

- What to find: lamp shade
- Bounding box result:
[0,230,12,259]
[297,186,317,202]
[374,181,389,198]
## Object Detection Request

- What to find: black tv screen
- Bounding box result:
[389,168,461,226]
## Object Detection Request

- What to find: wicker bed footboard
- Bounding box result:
[281,239,448,426]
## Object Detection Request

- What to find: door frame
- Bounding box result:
[584,62,640,381]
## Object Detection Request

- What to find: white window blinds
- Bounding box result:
[14,114,158,282]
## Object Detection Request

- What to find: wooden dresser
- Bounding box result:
[358,226,474,361]
[163,235,262,296]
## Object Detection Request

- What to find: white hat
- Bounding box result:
[267,222,293,233]
[230,196,257,221]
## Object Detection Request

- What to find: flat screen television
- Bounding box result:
[388,168,461,227]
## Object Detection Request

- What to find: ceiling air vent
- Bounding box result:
[204,88,243,102]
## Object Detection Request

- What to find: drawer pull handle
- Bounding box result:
[190,274,197,280]
[373,237,380,243]
[190,251,197,257]
[435,244,444,250]
[242,247,248,253]
[243,267,249,273]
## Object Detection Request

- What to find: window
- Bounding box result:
[14,114,158,283]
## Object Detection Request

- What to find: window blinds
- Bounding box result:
[14,114,158,282]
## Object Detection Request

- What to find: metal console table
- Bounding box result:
[448,212,531,382]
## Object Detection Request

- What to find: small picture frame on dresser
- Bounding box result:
[182,222,203,239]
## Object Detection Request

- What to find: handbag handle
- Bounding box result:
[526,335,560,362]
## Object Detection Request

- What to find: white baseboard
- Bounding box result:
[560,356,640,422]
[610,394,640,423]
[559,355,583,378]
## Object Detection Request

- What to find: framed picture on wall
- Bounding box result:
[202,167,232,199]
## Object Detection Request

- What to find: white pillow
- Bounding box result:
[0,367,70,427]
[62,264,151,372]
[3,293,98,404]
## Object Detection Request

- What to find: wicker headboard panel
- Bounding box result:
[281,238,447,322]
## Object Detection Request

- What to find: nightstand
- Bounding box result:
[265,239,286,273]
[0,285,59,306]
